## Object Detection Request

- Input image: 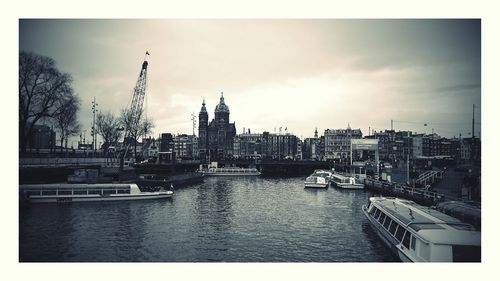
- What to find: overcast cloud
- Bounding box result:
[19,19,481,144]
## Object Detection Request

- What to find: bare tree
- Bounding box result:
[119,108,155,160]
[141,118,155,138]
[120,108,139,159]
[96,111,122,156]
[53,94,81,151]
[19,51,74,153]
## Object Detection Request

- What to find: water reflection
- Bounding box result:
[20,177,397,262]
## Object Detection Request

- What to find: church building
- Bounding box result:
[198,93,236,161]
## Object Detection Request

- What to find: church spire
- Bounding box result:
[200,98,207,113]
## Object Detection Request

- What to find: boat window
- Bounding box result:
[402,231,411,249]
[59,190,72,195]
[373,208,381,219]
[117,189,129,194]
[88,189,101,195]
[27,190,41,196]
[42,190,56,195]
[73,190,87,195]
[378,213,386,224]
[103,189,115,195]
[383,217,392,229]
[410,236,416,251]
[395,226,405,241]
[452,245,481,262]
[389,221,398,235]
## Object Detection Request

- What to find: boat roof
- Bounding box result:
[19,183,135,190]
[370,197,481,245]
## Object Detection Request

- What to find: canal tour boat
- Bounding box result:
[331,174,364,189]
[362,197,481,262]
[304,175,329,188]
[312,169,334,182]
[20,183,174,204]
[198,162,261,176]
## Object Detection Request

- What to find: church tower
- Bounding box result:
[198,98,208,161]
[214,92,230,126]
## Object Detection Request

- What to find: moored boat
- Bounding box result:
[198,162,261,176]
[135,172,204,191]
[331,174,364,189]
[312,169,334,182]
[20,183,174,204]
[304,175,329,188]
[362,197,481,262]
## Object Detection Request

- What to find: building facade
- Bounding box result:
[233,133,263,158]
[160,133,174,152]
[324,125,363,161]
[198,93,237,162]
[302,128,322,160]
[174,134,198,160]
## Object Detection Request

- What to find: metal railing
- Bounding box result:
[364,178,446,203]
[415,169,443,186]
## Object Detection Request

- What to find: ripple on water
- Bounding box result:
[20,177,398,262]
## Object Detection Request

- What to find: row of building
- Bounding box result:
[148,126,480,167]
[25,93,480,167]
[144,95,480,166]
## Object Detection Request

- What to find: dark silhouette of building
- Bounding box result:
[198,93,236,162]
[160,133,174,152]
[27,124,56,150]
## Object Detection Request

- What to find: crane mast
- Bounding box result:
[119,53,149,180]
[126,59,148,141]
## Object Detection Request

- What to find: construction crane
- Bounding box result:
[119,52,149,180]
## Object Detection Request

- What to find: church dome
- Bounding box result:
[214,92,230,113]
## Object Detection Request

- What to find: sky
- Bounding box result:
[19,19,481,144]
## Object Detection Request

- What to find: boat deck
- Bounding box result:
[372,197,480,244]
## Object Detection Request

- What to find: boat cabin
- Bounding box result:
[364,197,481,262]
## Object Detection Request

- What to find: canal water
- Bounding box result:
[19,177,398,262]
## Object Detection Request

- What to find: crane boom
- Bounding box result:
[126,60,148,140]
[119,53,149,181]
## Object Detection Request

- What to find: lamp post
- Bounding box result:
[91,97,98,156]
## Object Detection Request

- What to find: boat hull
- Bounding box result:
[333,183,364,189]
[304,183,329,188]
[27,192,173,204]
[202,172,261,176]
[362,205,413,262]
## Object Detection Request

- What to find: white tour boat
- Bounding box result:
[331,174,364,189]
[198,162,261,176]
[362,197,481,262]
[20,183,174,204]
[312,169,334,182]
[304,175,329,188]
